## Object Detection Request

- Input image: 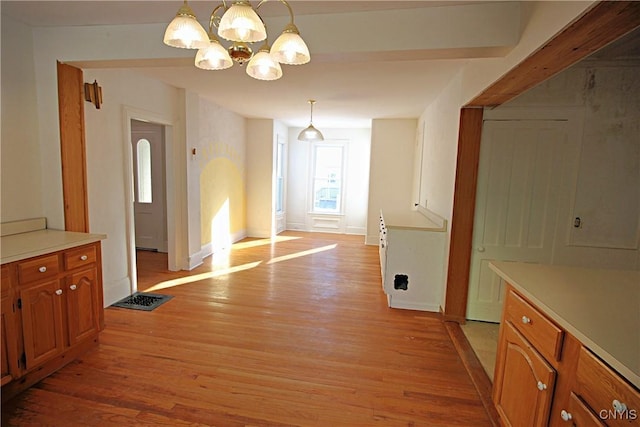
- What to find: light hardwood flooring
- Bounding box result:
[2,232,495,426]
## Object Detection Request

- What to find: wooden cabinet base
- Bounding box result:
[1,333,99,403]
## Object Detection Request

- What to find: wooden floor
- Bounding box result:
[2,232,493,426]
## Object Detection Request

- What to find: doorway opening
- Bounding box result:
[131,119,168,253]
[124,110,179,296]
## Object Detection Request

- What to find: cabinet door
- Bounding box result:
[494,321,557,427]
[65,268,100,346]
[1,295,20,385]
[21,280,65,369]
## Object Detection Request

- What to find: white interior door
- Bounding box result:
[131,120,167,253]
[466,120,567,322]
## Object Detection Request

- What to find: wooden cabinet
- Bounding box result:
[494,314,557,426]
[567,347,640,426]
[65,267,101,346]
[20,278,66,368]
[1,241,104,400]
[494,286,640,427]
[1,265,19,386]
[560,392,606,426]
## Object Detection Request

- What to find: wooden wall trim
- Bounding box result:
[444,1,640,322]
[443,108,483,323]
[468,1,640,107]
[57,61,89,232]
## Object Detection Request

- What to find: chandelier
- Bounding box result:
[163,0,311,81]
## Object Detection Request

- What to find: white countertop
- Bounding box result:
[382,210,446,231]
[1,229,107,264]
[489,261,640,389]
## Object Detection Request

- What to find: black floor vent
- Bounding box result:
[111,292,173,311]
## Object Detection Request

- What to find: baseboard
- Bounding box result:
[345,226,366,235]
[187,252,204,270]
[103,277,133,307]
[365,234,379,245]
[387,296,440,312]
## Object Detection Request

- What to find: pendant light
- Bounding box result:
[298,100,324,142]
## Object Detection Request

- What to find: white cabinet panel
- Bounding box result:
[378,210,447,312]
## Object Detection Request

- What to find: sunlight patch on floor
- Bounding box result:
[143,261,262,292]
[266,244,337,264]
[232,235,302,250]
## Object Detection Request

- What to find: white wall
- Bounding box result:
[187,93,247,268]
[83,68,185,305]
[411,1,596,313]
[501,61,640,270]
[288,127,371,236]
[417,70,464,222]
[366,120,416,244]
[246,119,275,238]
[1,15,43,223]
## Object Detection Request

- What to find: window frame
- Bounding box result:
[275,138,286,215]
[309,140,347,215]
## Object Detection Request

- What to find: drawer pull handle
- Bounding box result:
[612,399,627,414]
[521,315,531,324]
[560,410,572,422]
[80,255,88,261]
[536,381,547,391]
[70,284,77,291]
[38,266,47,273]
[55,289,63,296]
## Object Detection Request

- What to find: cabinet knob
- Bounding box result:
[537,381,547,391]
[55,289,63,296]
[70,284,77,291]
[521,315,531,324]
[38,266,47,273]
[477,246,486,252]
[80,255,88,261]
[560,410,572,421]
[612,399,627,414]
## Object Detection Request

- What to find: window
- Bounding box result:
[136,138,152,203]
[275,139,285,214]
[311,143,345,213]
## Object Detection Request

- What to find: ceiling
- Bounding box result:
[3,1,637,128]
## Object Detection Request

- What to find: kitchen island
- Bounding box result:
[489,261,639,426]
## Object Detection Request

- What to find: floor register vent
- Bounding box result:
[111,292,173,311]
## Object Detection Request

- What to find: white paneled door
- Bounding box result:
[131,120,168,253]
[466,120,567,322]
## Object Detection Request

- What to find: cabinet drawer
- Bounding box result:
[504,288,564,362]
[559,392,605,426]
[17,255,59,284]
[575,347,640,427]
[63,245,97,271]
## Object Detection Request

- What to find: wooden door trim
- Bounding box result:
[57,61,89,232]
[444,108,483,323]
[443,1,640,322]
